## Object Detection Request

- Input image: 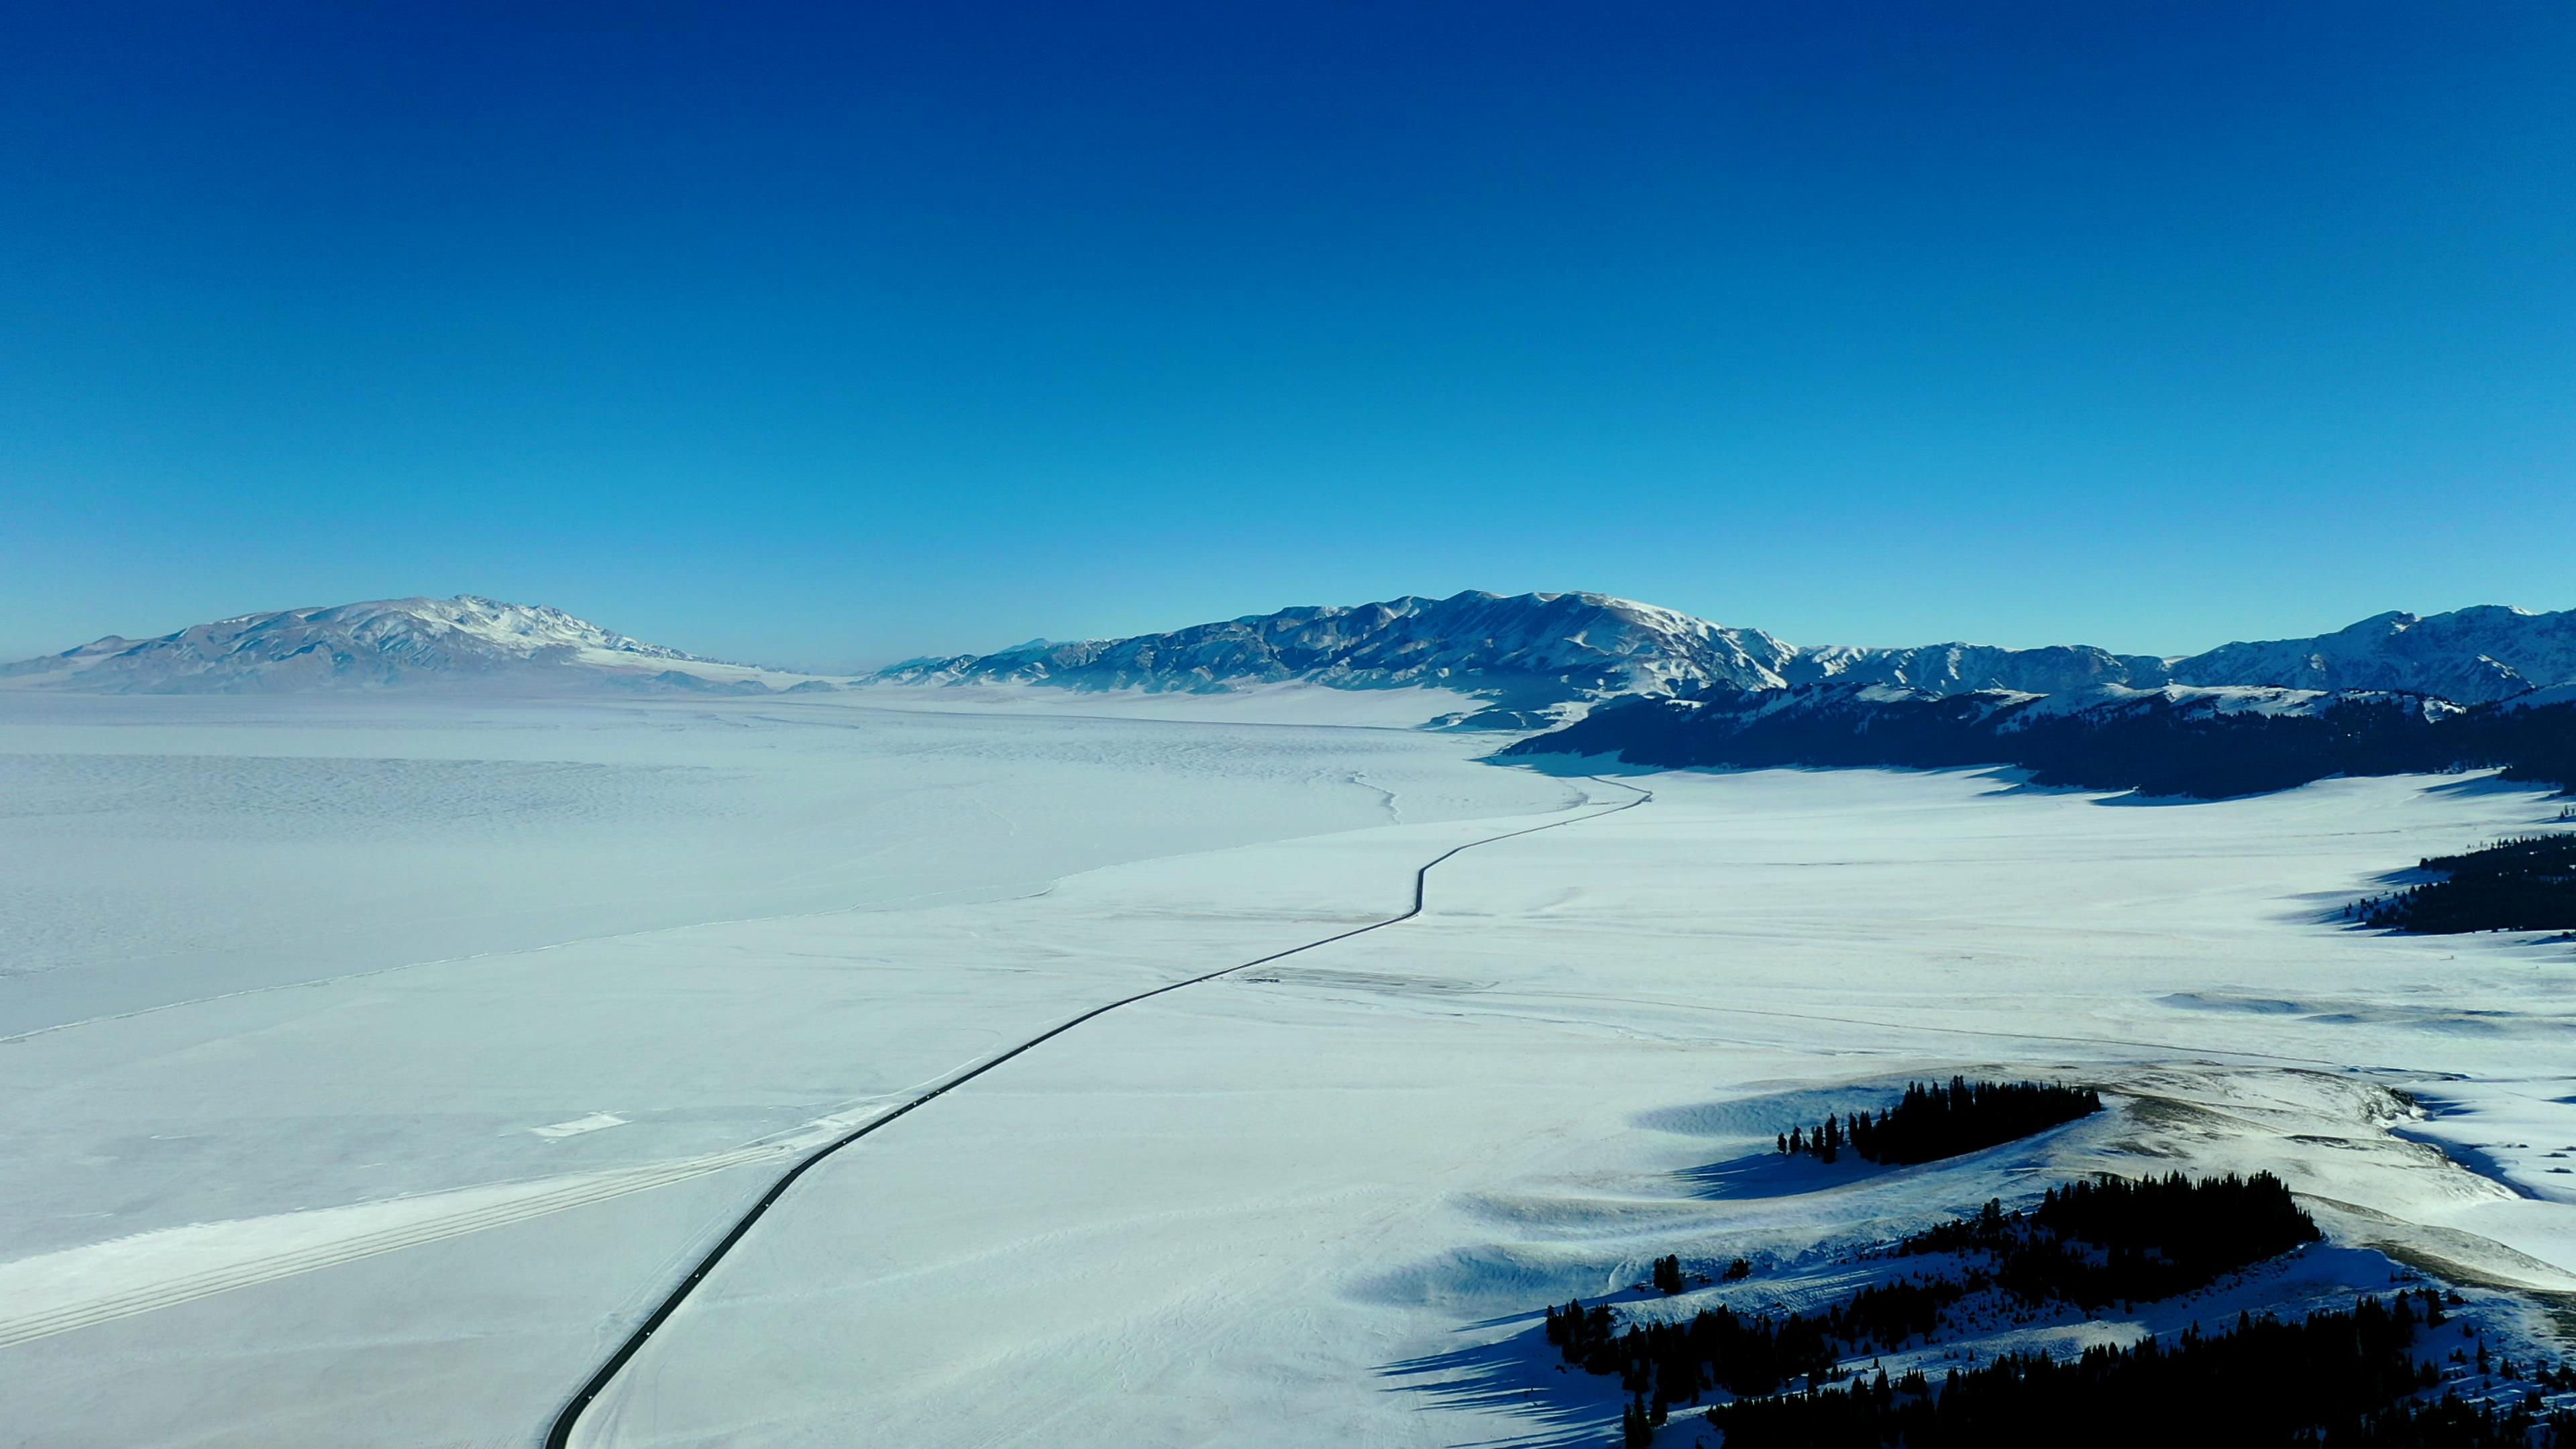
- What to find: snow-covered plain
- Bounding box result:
[0,689,2569,1448]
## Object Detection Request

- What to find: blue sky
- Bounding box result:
[3,3,2570,669]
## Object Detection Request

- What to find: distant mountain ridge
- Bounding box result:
[8,590,2573,709]
[2167,606,2576,702]
[873,592,1796,711]
[0,596,786,694]
[878,590,2576,709]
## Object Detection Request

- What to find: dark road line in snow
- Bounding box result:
[541,777,1652,1449]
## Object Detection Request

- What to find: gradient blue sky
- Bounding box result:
[4,3,2570,669]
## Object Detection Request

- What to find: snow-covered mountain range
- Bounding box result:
[9,590,2572,708]
[875,592,1793,702]
[0,596,792,694]
[879,590,2576,708]
[2162,606,2576,702]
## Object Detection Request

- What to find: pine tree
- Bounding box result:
[1622,1392,1653,1448]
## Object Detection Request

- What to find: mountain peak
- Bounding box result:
[0,595,770,694]
[873,590,1799,715]
[2171,602,2576,700]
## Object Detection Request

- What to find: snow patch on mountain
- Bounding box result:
[1996,682,2466,727]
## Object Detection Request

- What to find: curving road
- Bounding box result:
[542,777,1654,1448]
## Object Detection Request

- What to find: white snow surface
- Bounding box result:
[0,690,2569,1447]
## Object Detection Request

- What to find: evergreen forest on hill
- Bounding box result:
[1776,1078,2100,1167]
[2348,834,2576,934]
[1543,1173,2573,1448]
[1703,1291,2575,1448]
[1507,690,2576,801]
[1547,1171,2322,1414]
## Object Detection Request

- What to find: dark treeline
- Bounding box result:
[1902,1171,2322,1308]
[1705,1291,2576,1448]
[1544,1173,2323,1417]
[2349,834,2576,934]
[1504,686,2576,801]
[1778,1078,2101,1167]
[1547,1273,1968,1401]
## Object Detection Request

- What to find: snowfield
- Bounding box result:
[0,690,2568,1447]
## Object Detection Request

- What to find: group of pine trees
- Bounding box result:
[1544,1171,2336,1434]
[1705,1290,2575,1448]
[2346,833,2576,934]
[1618,1391,1662,1447]
[1775,1078,2102,1167]
[1896,1170,2320,1309]
[1507,682,2576,801]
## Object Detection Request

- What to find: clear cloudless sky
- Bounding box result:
[3,2,2571,669]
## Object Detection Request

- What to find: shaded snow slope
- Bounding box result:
[1507,678,2525,800]
[0,596,807,694]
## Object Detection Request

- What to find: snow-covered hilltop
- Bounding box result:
[0,596,796,694]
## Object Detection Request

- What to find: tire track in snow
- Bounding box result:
[543,778,1652,1449]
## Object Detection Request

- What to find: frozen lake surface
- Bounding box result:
[0,688,2567,1446]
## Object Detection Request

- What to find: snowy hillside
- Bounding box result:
[876,590,1801,700]
[2165,604,2576,702]
[1783,640,2170,695]
[878,593,2576,714]
[871,588,2192,713]
[0,596,794,694]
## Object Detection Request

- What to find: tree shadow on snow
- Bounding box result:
[1376,1329,1624,1449]
[1674,1146,1898,1201]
